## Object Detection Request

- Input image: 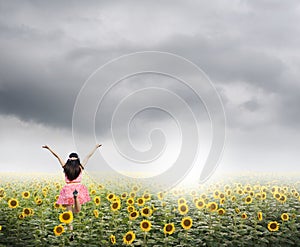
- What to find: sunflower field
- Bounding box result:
[1,172,300,246]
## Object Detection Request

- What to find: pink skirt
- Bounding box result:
[56,183,91,205]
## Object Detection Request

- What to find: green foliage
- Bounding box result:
[0,173,300,246]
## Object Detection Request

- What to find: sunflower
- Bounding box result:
[219,193,225,199]
[213,190,220,199]
[207,202,218,212]
[177,197,187,205]
[244,196,253,204]
[244,185,252,192]
[200,193,207,200]
[279,194,287,203]
[143,193,151,201]
[110,235,116,245]
[181,217,193,230]
[93,209,99,218]
[231,196,236,202]
[111,201,121,211]
[130,192,136,198]
[129,210,139,220]
[273,193,281,200]
[226,190,232,196]
[164,223,175,235]
[59,211,73,224]
[267,221,279,232]
[0,190,6,199]
[190,190,197,197]
[237,189,244,195]
[255,193,262,200]
[8,198,19,209]
[53,202,60,209]
[123,231,136,245]
[261,186,267,193]
[121,192,128,200]
[140,219,152,232]
[132,185,139,192]
[127,198,134,205]
[195,199,205,209]
[127,205,135,212]
[157,192,164,200]
[19,213,25,219]
[53,224,65,236]
[281,213,289,221]
[112,196,121,203]
[107,193,115,201]
[241,213,247,219]
[91,190,96,195]
[23,208,32,217]
[218,208,225,215]
[257,212,263,221]
[141,207,153,217]
[219,198,225,205]
[35,198,43,205]
[178,203,189,215]
[22,191,30,199]
[137,197,145,207]
[0,225,2,231]
[94,196,101,206]
[55,195,59,200]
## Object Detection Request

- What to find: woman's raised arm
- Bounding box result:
[42,145,65,167]
[81,144,102,168]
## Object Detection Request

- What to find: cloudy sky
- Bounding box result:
[0,0,300,183]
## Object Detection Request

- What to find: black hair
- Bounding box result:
[63,153,84,181]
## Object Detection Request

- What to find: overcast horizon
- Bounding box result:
[1,0,300,184]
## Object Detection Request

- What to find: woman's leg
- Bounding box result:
[73,196,81,213]
[73,190,81,213]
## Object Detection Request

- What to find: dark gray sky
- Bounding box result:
[0,0,299,180]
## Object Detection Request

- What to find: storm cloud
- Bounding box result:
[0,0,300,176]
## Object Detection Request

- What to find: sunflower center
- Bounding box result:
[142,222,149,228]
[131,212,137,217]
[181,205,187,211]
[112,203,118,209]
[184,220,191,226]
[270,223,277,229]
[56,227,62,233]
[63,213,70,220]
[143,209,149,214]
[11,200,17,206]
[166,225,172,232]
[126,234,133,241]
